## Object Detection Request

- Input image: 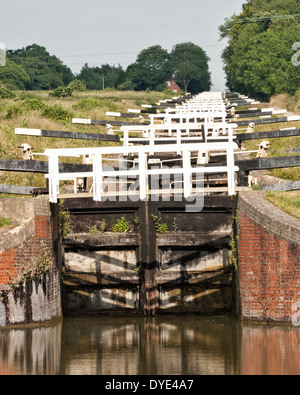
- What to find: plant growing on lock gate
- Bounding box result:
[89,219,106,235]
[112,217,130,233]
[151,214,168,234]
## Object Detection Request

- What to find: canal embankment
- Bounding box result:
[238,190,300,324]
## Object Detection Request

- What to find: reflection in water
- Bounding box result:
[0,316,299,375]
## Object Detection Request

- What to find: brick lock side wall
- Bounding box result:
[0,197,62,326]
[238,192,300,324]
[0,217,50,286]
[0,197,57,286]
[0,249,16,285]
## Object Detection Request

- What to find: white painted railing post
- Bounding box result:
[139,152,147,200]
[183,150,191,198]
[149,129,155,155]
[123,130,129,156]
[176,129,182,155]
[93,153,103,201]
[226,146,235,196]
[48,154,59,203]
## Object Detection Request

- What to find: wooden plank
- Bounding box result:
[15,128,119,142]
[62,195,237,211]
[236,156,300,171]
[0,184,48,195]
[236,116,300,127]
[0,159,49,173]
[235,128,300,142]
[0,159,91,174]
[204,155,300,173]
[228,111,273,119]
[72,118,147,126]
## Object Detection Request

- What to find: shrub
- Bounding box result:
[49,86,73,98]
[42,104,73,121]
[0,83,15,99]
[118,80,134,91]
[5,103,24,119]
[68,79,86,91]
[73,98,101,111]
[22,97,45,111]
[73,98,119,112]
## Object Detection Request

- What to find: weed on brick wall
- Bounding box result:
[6,241,53,292]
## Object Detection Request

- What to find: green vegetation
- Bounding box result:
[7,44,73,90]
[0,217,12,228]
[58,202,71,239]
[78,64,126,91]
[112,217,130,233]
[127,45,171,91]
[0,82,15,98]
[127,43,211,93]
[151,215,168,234]
[265,191,300,220]
[89,220,106,235]
[1,42,211,94]
[49,86,73,98]
[219,0,300,100]
[242,100,300,181]
[240,89,300,219]
[170,42,211,94]
[0,89,178,191]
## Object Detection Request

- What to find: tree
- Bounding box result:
[126,45,171,91]
[77,63,125,90]
[7,44,74,90]
[169,42,212,94]
[0,59,30,90]
[219,0,300,99]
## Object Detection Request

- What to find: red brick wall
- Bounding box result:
[0,249,16,285]
[0,216,53,285]
[0,197,58,287]
[238,192,300,324]
[0,197,62,327]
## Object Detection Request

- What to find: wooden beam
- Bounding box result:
[0,159,116,174]
[236,116,300,127]
[15,128,119,142]
[235,128,300,142]
[0,159,49,173]
[228,111,274,119]
[72,118,147,126]
[0,159,91,174]
[237,156,300,172]
[204,155,300,173]
[0,184,48,195]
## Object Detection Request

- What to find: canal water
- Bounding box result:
[0,315,299,375]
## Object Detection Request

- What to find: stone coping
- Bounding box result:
[0,218,35,254]
[0,197,35,221]
[238,191,300,245]
[0,196,51,254]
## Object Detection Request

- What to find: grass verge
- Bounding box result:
[265,191,300,220]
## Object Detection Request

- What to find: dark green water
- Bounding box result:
[0,315,299,375]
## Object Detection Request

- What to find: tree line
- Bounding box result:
[0,42,211,94]
[220,0,300,100]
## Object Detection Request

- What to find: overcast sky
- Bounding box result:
[0,0,245,91]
